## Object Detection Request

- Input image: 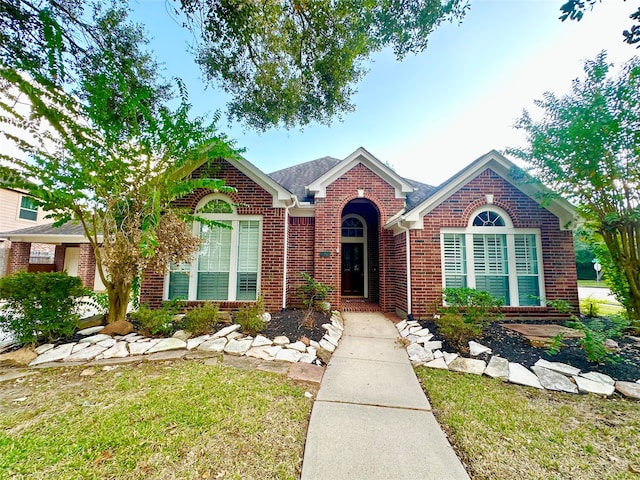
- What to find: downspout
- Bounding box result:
[398,219,413,320]
[281,198,295,312]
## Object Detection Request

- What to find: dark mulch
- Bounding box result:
[262,309,331,344]
[418,319,640,382]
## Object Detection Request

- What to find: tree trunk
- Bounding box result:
[106,278,132,324]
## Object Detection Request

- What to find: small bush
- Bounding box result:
[435,287,503,350]
[298,273,331,328]
[579,296,602,317]
[130,301,180,337]
[234,296,266,336]
[181,302,220,335]
[0,271,88,345]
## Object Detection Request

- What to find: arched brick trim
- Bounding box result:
[461,198,521,228]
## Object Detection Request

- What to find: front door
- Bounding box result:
[342,243,364,295]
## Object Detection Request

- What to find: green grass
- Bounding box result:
[578,279,611,288]
[416,368,640,480]
[0,361,313,479]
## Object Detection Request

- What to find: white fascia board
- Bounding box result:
[225,158,295,208]
[4,234,99,244]
[306,147,415,199]
[403,150,576,231]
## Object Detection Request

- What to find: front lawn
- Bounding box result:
[416,368,640,480]
[0,361,313,479]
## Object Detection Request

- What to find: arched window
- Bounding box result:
[342,217,364,237]
[441,206,543,307]
[166,195,261,302]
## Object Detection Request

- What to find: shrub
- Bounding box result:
[130,301,180,337]
[0,271,88,345]
[547,299,630,364]
[181,302,220,335]
[234,296,266,336]
[436,287,503,350]
[298,272,331,328]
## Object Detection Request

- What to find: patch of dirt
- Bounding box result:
[419,319,640,382]
[262,309,330,344]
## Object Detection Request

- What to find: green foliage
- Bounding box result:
[234,296,266,336]
[547,296,630,364]
[509,52,640,327]
[559,1,640,46]
[178,0,468,130]
[298,273,331,328]
[436,287,503,350]
[0,271,87,345]
[0,2,239,324]
[181,302,220,336]
[130,301,181,337]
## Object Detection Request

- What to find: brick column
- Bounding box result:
[77,243,96,289]
[54,245,66,272]
[8,242,31,274]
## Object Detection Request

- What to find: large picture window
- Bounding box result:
[441,207,544,306]
[165,196,261,301]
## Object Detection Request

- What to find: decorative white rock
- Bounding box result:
[531,366,578,393]
[615,381,640,399]
[79,334,112,344]
[319,338,336,353]
[246,347,274,360]
[251,335,273,348]
[299,353,317,364]
[71,343,90,354]
[34,343,55,354]
[97,338,117,348]
[261,312,272,323]
[421,341,443,351]
[508,363,543,389]
[213,324,241,338]
[147,338,187,354]
[76,326,105,336]
[273,336,291,346]
[197,338,228,353]
[484,356,509,380]
[534,358,581,377]
[396,320,408,331]
[573,376,615,396]
[407,343,433,364]
[186,335,211,350]
[275,349,302,363]
[442,352,459,365]
[287,341,307,352]
[322,334,339,348]
[449,357,486,375]
[226,331,244,340]
[128,342,154,356]
[66,344,106,362]
[416,334,434,344]
[469,341,492,356]
[423,357,449,370]
[264,345,283,357]
[172,330,191,341]
[223,338,253,356]
[30,343,76,366]
[579,371,615,386]
[98,342,130,359]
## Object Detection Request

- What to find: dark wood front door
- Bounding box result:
[342,243,364,295]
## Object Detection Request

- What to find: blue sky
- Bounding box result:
[130,0,638,185]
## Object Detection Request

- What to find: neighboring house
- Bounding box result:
[1,148,579,318]
[0,187,54,275]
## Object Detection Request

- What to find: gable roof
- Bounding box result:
[269,156,342,203]
[387,150,576,232]
[305,147,416,200]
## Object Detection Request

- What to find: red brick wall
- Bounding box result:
[407,168,578,318]
[287,216,315,307]
[77,244,96,289]
[139,158,286,312]
[8,241,31,274]
[311,163,405,310]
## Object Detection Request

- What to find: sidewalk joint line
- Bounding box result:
[315,398,432,413]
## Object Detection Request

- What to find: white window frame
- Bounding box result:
[18,195,38,221]
[164,194,262,301]
[440,206,546,307]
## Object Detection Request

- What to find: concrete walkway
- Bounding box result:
[301,312,470,480]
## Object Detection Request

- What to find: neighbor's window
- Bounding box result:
[19,196,38,221]
[166,196,261,302]
[441,207,544,306]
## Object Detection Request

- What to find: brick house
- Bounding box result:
[2,147,579,318]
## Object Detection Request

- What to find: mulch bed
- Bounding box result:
[262,309,331,344]
[418,318,640,382]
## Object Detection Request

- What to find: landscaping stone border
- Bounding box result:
[397,319,640,400]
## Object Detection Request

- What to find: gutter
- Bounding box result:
[398,218,413,320]
[281,196,296,311]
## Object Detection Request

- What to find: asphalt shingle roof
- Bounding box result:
[268,156,342,202]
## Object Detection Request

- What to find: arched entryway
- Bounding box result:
[341,199,380,304]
